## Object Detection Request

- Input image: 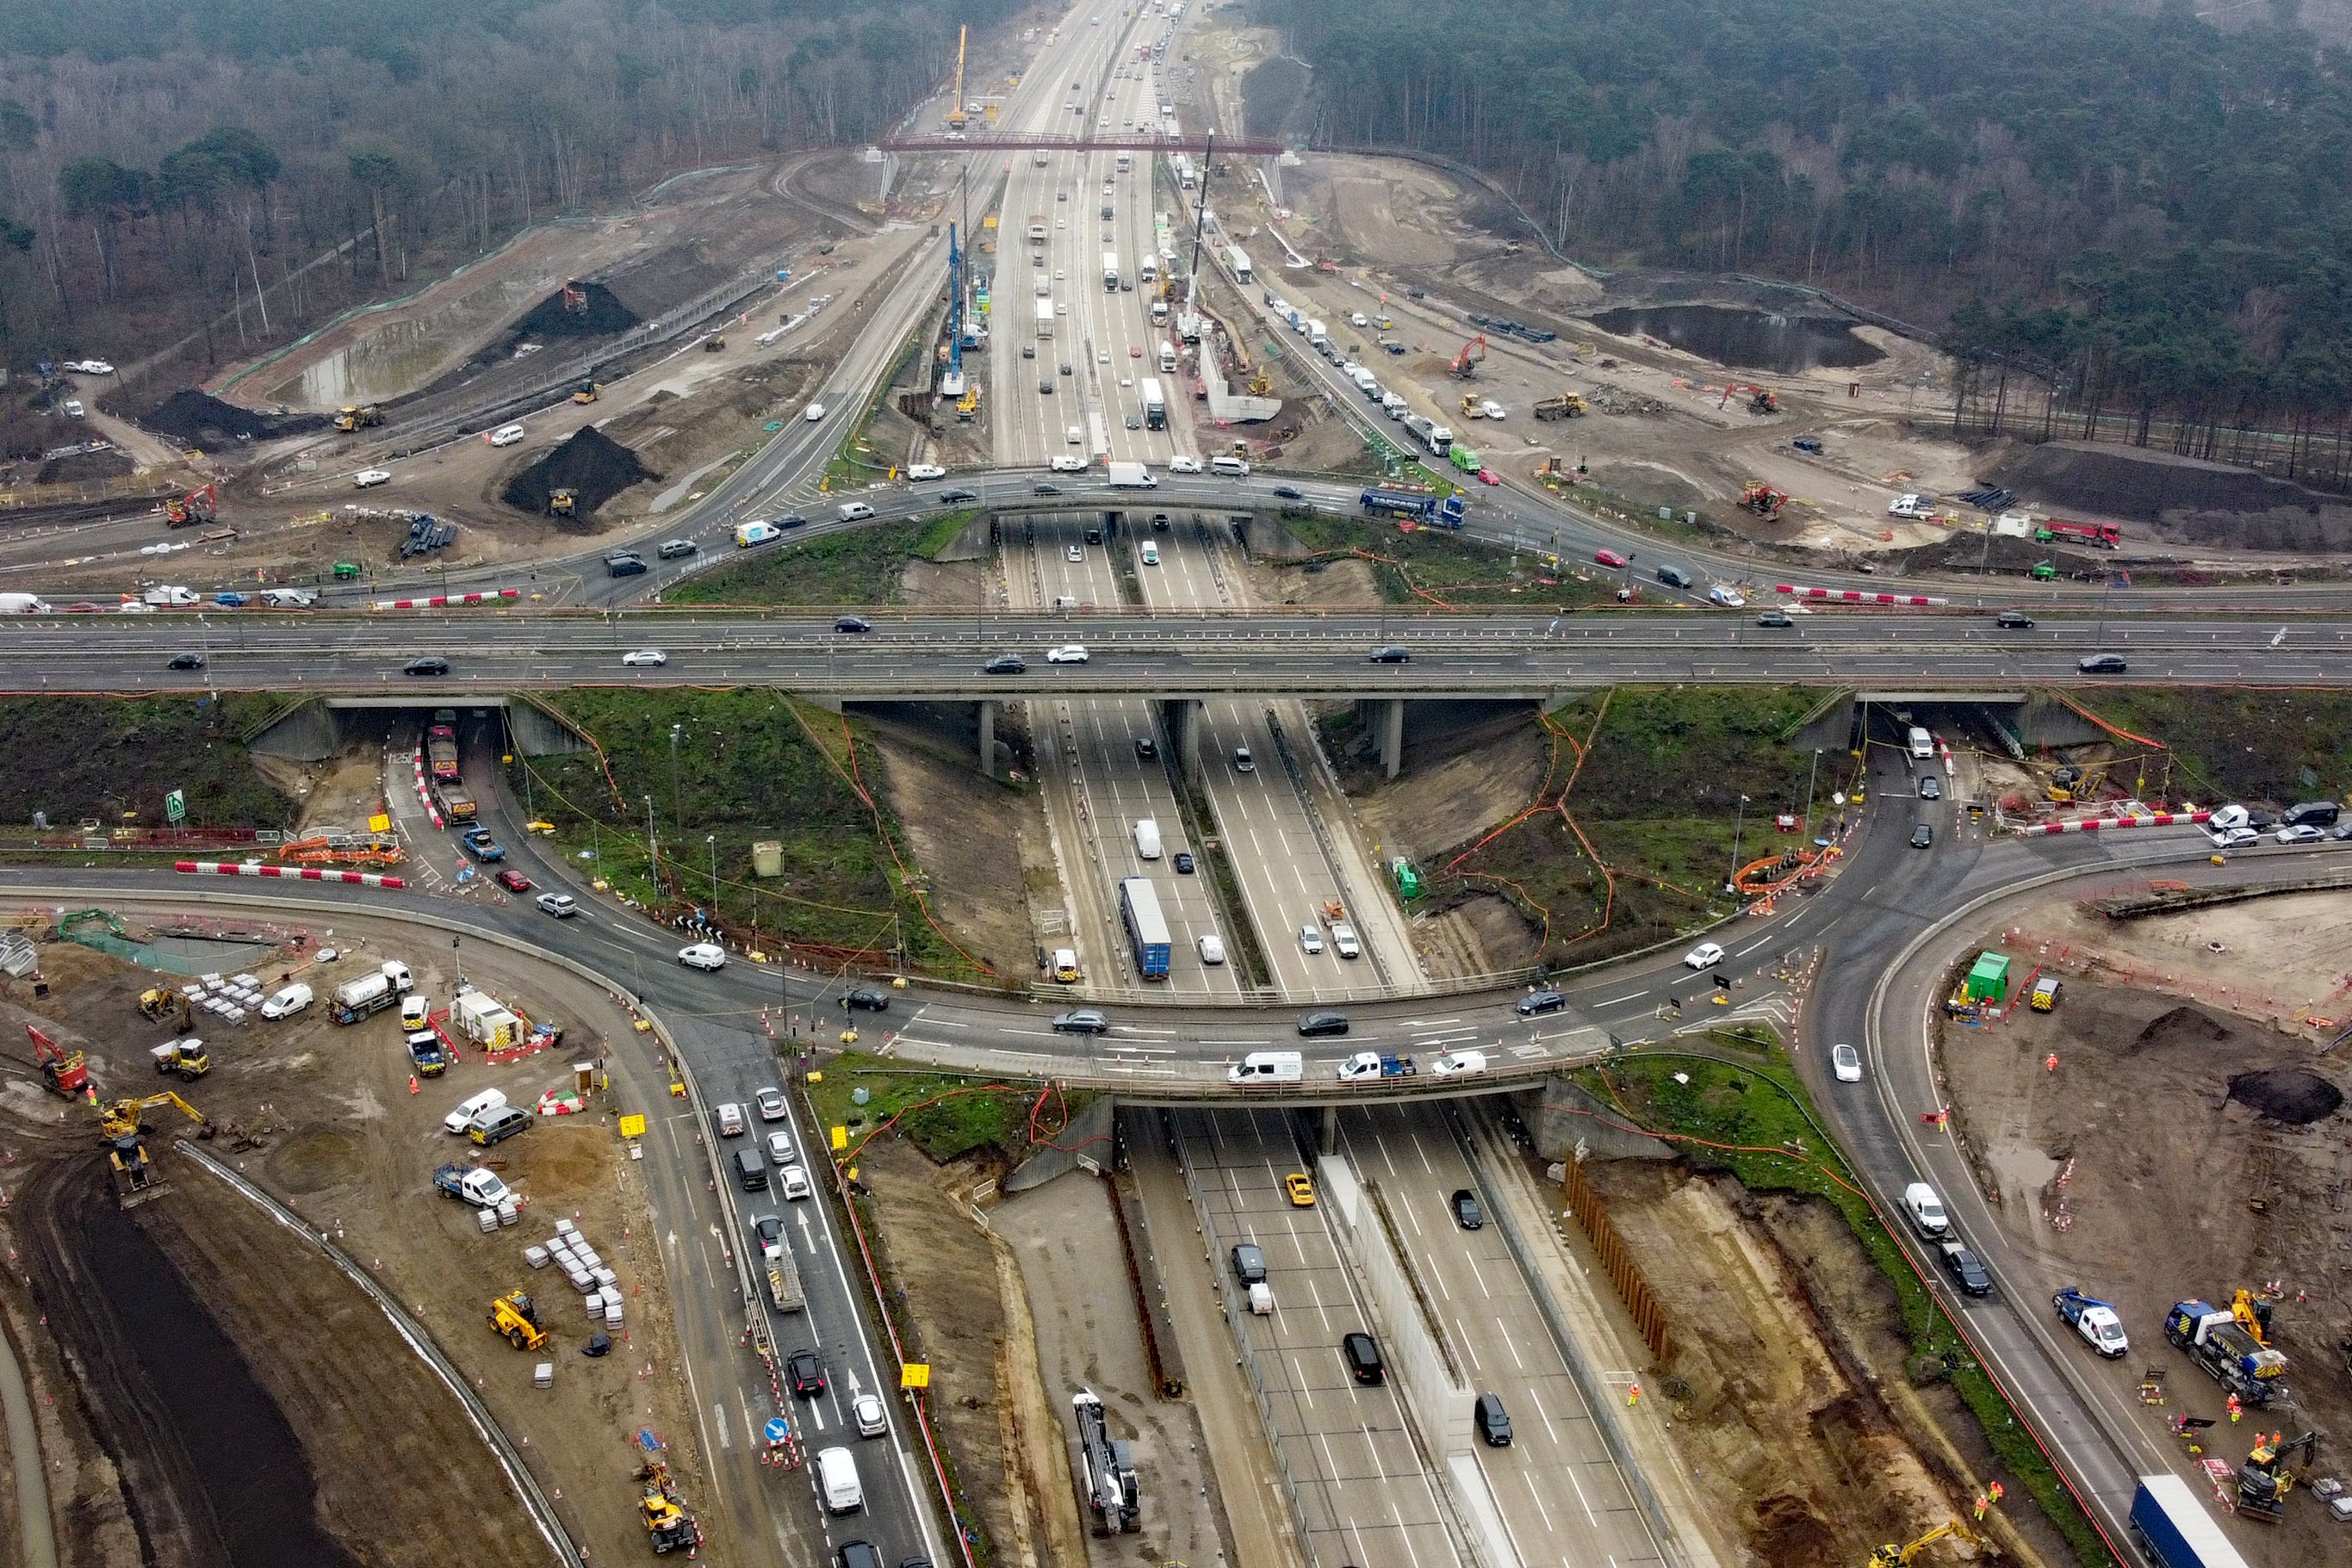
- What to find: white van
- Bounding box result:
[1227,1050,1303,1085]
[1209,455,1250,477]
[444,1088,506,1134]
[487,425,526,447]
[258,588,317,608]
[1139,541,1159,566]
[1066,425,1084,445]
[1906,726,1934,760]
[1133,819,1163,858]
[716,1102,747,1137]
[815,1446,864,1514]
[1034,278,1052,298]
[1902,1182,1949,1236]
[735,521,781,548]
[836,502,876,522]
[260,982,313,1020]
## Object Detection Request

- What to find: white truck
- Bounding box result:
[329,960,413,1025]
[1102,251,1120,291]
[1035,298,1055,338]
[433,1162,512,1207]
[1107,462,1157,489]
[765,1242,806,1313]
[1225,245,1252,282]
[1381,392,1408,419]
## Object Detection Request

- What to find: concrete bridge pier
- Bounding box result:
[1314,1103,1338,1156]
[1172,697,1204,787]
[1375,697,1405,779]
[977,698,996,778]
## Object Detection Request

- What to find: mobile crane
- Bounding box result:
[1072,1389,1140,1534]
[944,26,970,129]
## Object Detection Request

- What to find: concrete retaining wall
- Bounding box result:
[1516,1075,1676,1165]
[245,699,340,762]
[1319,1154,1474,1457]
[1003,1094,1116,1193]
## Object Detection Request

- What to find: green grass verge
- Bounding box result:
[0,695,295,829]
[1269,511,1619,608]
[668,511,977,606]
[2070,686,2352,805]
[807,1051,1092,1164]
[509,690,977,975]
[1582,1047,2119,1568]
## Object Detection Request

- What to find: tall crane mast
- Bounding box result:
[940,221,967,399]
[945,26,969,128]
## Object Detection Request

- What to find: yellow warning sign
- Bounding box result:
[831,1125,848,1151]
[617,1114,647,1138]
[901,1363,931,1390]
[368,812,392,834]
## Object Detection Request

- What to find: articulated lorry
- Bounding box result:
[2129,1475,2251,1568]
[426,723,460,781]
[1102,251,1120,291]
[1360,489,1466,528]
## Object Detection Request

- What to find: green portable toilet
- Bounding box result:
[1390,857,1422,900]
[1964,951,2011,1002]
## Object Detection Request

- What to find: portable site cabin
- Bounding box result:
[1964,951,2011,1002]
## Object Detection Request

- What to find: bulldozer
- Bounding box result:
[548,488,577,518]
[332,404,382,433]
[570,381,601,405]
[28,1025,88,1098]
[2238,1429,2318,1522]
[1866,1515,1989,1565]
[1532,393,1587,420]
[488,1290,548,1351]
[149,1038,210,1081]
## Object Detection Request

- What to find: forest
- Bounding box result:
[0,0,1011,388]
[1269,0,2352,477]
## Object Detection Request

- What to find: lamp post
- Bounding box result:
[669,724,683,840]
[1728,793,1749,895]
[1802,748,1823,841]
[706,834,719,912]
[642,793,658,888]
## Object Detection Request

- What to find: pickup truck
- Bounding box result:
[1337,1050,1417,1081]
[433,1162,510,1207]
[2051,1287,2129,1357]
[406,1028,449,1078]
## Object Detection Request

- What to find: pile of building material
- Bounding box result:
[524,1218,624,1329]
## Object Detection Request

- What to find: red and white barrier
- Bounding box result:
[371,588,521,610]
[412,747,443,829]
[1773,583,1946,606]
[176,861,406,887]
[2023,810,2212,836]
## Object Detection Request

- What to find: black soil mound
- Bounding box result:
[500,426,655,524]
[2226,1068,2343,1125]
[36,447,133,485]
[2125,1004,2231,1055]
[506,281,640,341]
[140,389,327,447]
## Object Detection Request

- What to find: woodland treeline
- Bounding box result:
[1274,0,2352,476]
[0,0,1009,373]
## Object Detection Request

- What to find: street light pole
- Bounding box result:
[642,793,658,888]
[669,724,683,840]
[1802,748,1823,840]
[706,834,718,912]
[1728,793,1748,895]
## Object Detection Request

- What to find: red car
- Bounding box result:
[1593,548,1628,567]
[1475,468,1499,486]
[494,869,533,893]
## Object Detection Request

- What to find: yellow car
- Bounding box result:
[1284,1173,1316,1207]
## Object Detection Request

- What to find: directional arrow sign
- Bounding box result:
[764,1417,791,1446]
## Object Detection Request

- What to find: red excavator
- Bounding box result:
[162,485,216,528]
[28,1024,88,1097]
[1741,480,1789,518]
[1448,333,1488,380]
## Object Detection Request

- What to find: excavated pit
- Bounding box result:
[2225,1068,2343,1125]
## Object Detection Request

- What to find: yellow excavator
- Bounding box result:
[1867,1516,1989,1565]
[97,1090,209,1142]
[488,1290,548,1350]
[2232,1288,2275,1346]
[638,1460,700,1553]
[97,1090,208,1206]
[140,987,192,1026]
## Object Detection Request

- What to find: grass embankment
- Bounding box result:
[1271,511,1619,609]
[2075,687,2352,803]
[668,511,975,606]
[1580,1046,2117,1568]
[510,690,987,976]
[1433,687,1850,965]
[0,695,294,829]
[807,1050,1092,1163]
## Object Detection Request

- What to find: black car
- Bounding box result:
[1939,1243,1995,1296]
[1134,735,1157,760]
[1173,852,1195,874]
[605,552,649,577]
[1515,989,1566,1016]
[1756,609,1795,628]
[1368,645,1411,664]
[1039,378,1054,394]
[1230,1243,1268,1285]
[1910,823,1934,849]
[2077,652,2127,673]
[1474,1392,1513,1447]
[1058,363,1073,375]
[1995,610,2036,629]
[751,1213,784,1249]
[1919,776,1941,800]
[166,651,206,670]
[1052,1008,1110,1035]
[778,514,808,529]
[837,1546,883,1568]
[788,1348,826,1396]
[403,655,450,676]
[1150,513,1171,531]
[940,488,978,504]
[844,988,891,1012]
[1033,483,1062,496]
[1341,1330,1385,1385]
[1450,1189,1485,1230]
[1272,485,1304,500]
[984,654,1027,674]
[1297,1010,1350,1038]
[835,616,872,633]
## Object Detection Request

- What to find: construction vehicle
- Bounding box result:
[764,1240,805,1313]
[28,1024,89,1097]
[2231,1287,2275,1345]
[701,334,724,352]
[1866,1516,1988,1565]
[107,1134,161,1204]
[97,1089,208,1141]
[161,485,217,527]
[2045,764,2096,804]
[2051,1286,2127,1355]
[149,1039,211,1081]
[570,381,600,405]
[1532,393,1587,420]
[425,722,461,781]
[944,24,970,128]
[549,488,577,518]
[488,1289,547,1350]
[639,1460,701,1554]
[1750,387,1778,413]
[1072,1389,1140,1534]
[2165,1298,2287,1404]
[140,986,191,1026]
[2029,559,2058,580]
[333,404,382,433]
[1446,332,1487,380]
[1741,480,1788,518]
[2036,518,2120,548]
[1246,367,1274,397]
[2237,1429,2317,1522]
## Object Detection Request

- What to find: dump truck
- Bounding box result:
[764,1242,805,1313]
[425,722,460,781]
[433,1162,512,1207]
[1027,214,1048,243]
[431,779,477,823]
[1533,393,1588,419]
[149,1039,210,1081]
[1072,1389,1140,1534]
[333,404,382,432]
[2165,1299,2287,1403]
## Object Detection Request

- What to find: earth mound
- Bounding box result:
[2225,1068,2343,1125]
[504,280,640,342]
[140,389,327,447]
[500,426,655,524]
[2125,1004,2231,1055]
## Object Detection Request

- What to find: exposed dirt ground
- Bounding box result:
[1940,910,2352,1561]
[866,727,1034,978]
[1586,1162,2056,1568]
[0,917,711,1568]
